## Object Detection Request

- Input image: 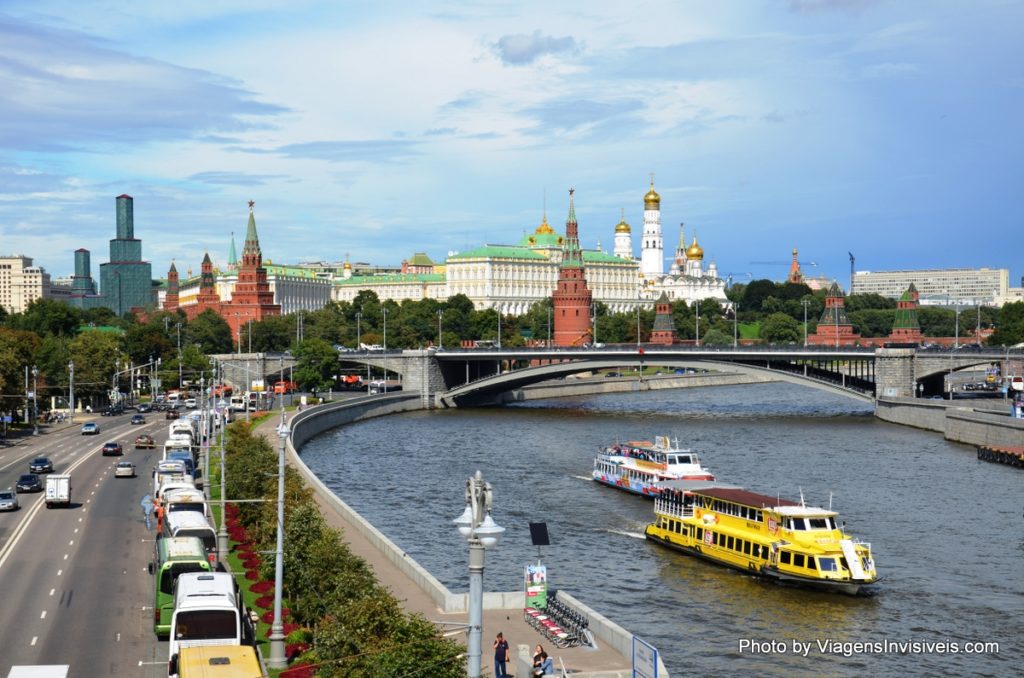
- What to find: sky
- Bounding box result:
[1,0,1021,289]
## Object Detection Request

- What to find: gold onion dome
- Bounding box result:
[644,177,661,209]
[686,236,704,260]
[615,219,631,233]
[535,215,555,235]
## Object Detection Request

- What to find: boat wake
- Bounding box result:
[572,475,593,482]
[603,528,646,540]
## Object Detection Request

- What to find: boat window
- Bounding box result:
[680,456,691,464]
[807,518,831,530]
[780,551,791,565]
[806,556,816,570]
[793,554,805,568]
[726,536,734,550]
[743,541,751,556]
[696,527,704,541]
[819,557,837,572]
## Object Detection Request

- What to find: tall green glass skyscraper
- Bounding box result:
[98,195,153,315]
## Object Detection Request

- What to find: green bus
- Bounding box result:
[151,536,212,636]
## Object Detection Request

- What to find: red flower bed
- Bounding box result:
[286,643,310,660]
[242,557,262,570]
[249,580,274,594]
[280,665,315,678]
[255,594,274,609]
[244,568,260,581]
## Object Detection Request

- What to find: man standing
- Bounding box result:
[493,631,510,678]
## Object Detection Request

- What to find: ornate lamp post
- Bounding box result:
[437,309,444,349]
[452,471,505,678]
[267,412,290,668]
[68,360,75,424]
[382,307,388,393]
[801,298,810,347]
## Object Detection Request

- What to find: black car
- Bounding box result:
[137,403,153,413]
[16,473,43,493]
[101,441,124,456]
[29,456,53,473]
[130,414,145,425]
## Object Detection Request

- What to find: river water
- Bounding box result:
[299,383,1021,676]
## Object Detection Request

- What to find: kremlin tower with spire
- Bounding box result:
[552,188,593,346]
[640,175,664,278]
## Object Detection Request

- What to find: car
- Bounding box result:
[29,456,53,473]
[130,414,145,425]
[184,398,197,409]
[101,405,123,416]
[0,490,18,512]
[101,441,124,456]
[114,461,136,478]
[605,371,622,378]
[134,434,156,449]
[137,403,153,413]
[16,473,43,493]
[81,422,99,435]
[166,409,180,420]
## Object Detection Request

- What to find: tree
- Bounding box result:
[293,338,338,394]
[69,330,123,403]
[759,312,801,344]
[0,329,42,412]
[988,301,1024,346]
[249,315,294,352]
[743,279,778,312]
[9,299,81,338]
[701,328,732,346]
[188,310,233,354]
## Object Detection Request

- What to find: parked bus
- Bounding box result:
[173,646,261,678]
[168,573,251,665]
[164,487,209,518]
[151,537,213,637]
[162,511,218,564]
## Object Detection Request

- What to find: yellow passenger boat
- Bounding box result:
[644,482,878,595]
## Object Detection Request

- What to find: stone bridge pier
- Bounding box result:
[874,348,1001,398]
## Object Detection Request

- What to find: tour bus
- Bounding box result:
[164,449,196,478]
[162,511,218,564]
[151,536,213,637]
[164,487,209,518]
[153,460,189,495]
[173,646,261,678]
[168,573,250,665]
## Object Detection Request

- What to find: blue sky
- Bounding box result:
[1,0,1021,288]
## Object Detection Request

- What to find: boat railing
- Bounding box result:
[654,499,693,519]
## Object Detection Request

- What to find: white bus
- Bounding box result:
[162,511,217,564]
[168,573,249,664]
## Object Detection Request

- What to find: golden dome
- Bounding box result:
[615,209,631,233]
[535,215,554,235]
[343,261,352,270]
[643,175,660,209]
[685,235,704,260]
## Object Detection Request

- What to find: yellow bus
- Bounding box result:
[174,645,262,677]
[151,536,212,636]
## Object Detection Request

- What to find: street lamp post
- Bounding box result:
[695,302,700,347]
[267,412,290,669]
[382,307,388,394]
[636,304,641,348]
[68,360,75,424]
[452,471,505,678]
[176,323,183,389]
[496,308,502,349]
[547,305,552,348]
[732,302,739,349]
[31,365,39,435]
[437,309,444,349]
[801,298,810,347]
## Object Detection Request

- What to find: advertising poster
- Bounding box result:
[524,563,548,609]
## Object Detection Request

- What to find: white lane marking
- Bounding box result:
[63,554,68,560]
[31,636,37,646]
[116,632,121,642]
[74,528,79,534]
[40,610,46,619]
[139,661,165,666]
[57,569,62,576]
[86,499,91,504]
[49,588,55,596]
[69,540,74,546]
[78,517,83,522]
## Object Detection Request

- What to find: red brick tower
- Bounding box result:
[196,252,221,310]
[888,283,923,343]
[552,188,593,346]
[787,247,804,283]
[164,261,179,311]
[226,201,280,343]
[809,282,860,346]
[650,293,677,345]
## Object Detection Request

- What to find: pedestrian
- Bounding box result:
[493,631,510,678]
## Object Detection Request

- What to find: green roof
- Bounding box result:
[336,273,446,286]
[407,252,435,266]
[448,246,548,261]
[77,324,125,335]
[517,232,564,248]
[582,250,633,264]
[265,264,324,279]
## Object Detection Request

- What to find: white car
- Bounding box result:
[0,490,19,511]
[184,398,197,408]
[114,461,136,478]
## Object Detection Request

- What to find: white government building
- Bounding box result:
[851,268,1020,306]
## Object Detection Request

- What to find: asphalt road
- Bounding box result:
[0,412,184,677]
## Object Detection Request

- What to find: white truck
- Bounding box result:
[45,474,72,508]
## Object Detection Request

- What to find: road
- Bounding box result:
[0,412,180,677]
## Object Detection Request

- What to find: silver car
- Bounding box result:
[114,461,136,478]
[0,490,19,511]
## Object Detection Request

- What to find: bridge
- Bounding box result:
[335,345,1016,408]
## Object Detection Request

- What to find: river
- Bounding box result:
[299,383,1022,676]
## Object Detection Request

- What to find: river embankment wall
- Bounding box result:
[285,392,664,676]
[875,396,1024,448]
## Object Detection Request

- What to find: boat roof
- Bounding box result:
[692,487,801,509]
[660,480,742,493]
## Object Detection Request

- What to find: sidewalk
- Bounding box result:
[252,413,634,677]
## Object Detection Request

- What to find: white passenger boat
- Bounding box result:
[592,436,714,497]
